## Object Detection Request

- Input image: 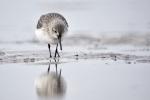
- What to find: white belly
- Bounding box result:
[35,29,58,44]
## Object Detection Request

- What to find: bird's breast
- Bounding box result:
[35,29,58,44]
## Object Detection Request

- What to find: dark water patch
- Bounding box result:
[0,51,5,56]
[136,59,150,63]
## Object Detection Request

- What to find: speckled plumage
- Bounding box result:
[37,13,68,29]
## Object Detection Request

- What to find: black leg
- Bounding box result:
[48,44,52,58]
[55,63,58,74]
[59,37,62,50]
[47,59,51,73]
[56,44,60,57]
[47,61,50,73]
[54,58,58,74]
[59,69,61,79]
[54,43,60,58]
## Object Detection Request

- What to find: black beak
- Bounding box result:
[58,35,62,50]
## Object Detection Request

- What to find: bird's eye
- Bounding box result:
[53,30,57,33]
[54,30,57,33]
[52,28,57,33]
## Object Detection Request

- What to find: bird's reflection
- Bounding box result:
[35,59,66,99]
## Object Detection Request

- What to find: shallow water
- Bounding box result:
[0,59,150,100]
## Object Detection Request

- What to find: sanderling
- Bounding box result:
[35,13,68,58]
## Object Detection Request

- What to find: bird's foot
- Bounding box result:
[50,54,52,58]
[54,49,60,58]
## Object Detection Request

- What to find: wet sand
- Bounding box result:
[0,41,150,64]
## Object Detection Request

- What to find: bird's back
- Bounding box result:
[37,13,68,29]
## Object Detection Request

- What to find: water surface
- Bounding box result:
[0,59,150,100]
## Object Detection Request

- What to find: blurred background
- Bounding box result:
[0,0,150,45]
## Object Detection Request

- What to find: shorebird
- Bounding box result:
[35,13,68,58]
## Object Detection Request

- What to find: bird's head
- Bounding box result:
[52,24,65,50]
